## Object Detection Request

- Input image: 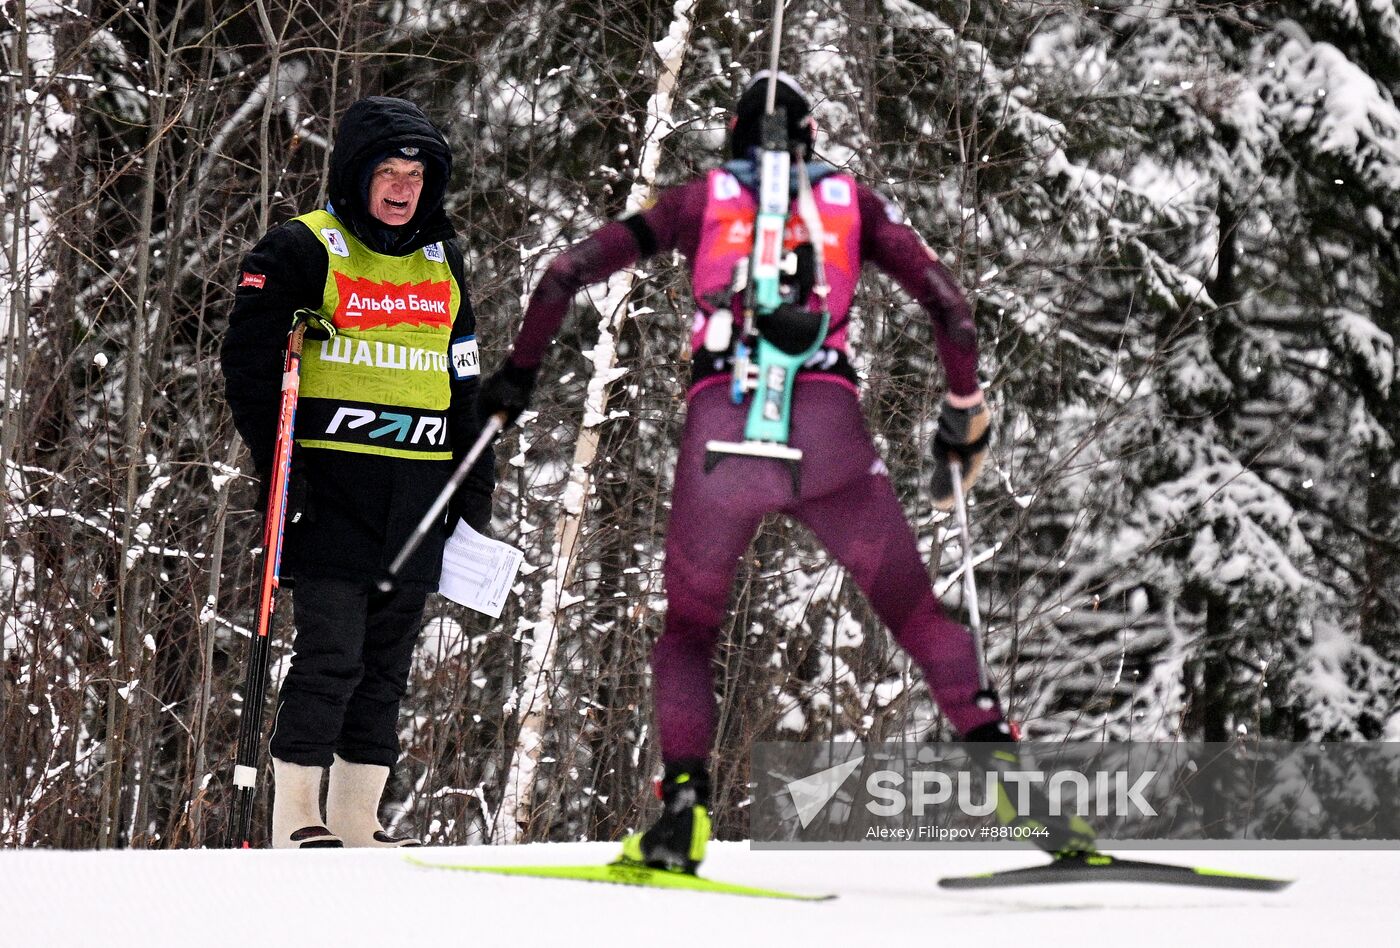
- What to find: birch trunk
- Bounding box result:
[492,0,697,844]
[0,0,37,834]
[0,0,33,518]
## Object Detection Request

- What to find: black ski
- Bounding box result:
[938,852,1293,892]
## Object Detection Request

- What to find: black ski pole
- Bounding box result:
[228,318,312,848]
[376,414,504,594]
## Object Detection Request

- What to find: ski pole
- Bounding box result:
[376,413,504,594]
[948,458,996,706]
[763,0,785,110]
[228,316,313,848]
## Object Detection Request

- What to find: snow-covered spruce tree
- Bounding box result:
[847,2,1397,746]
[858,2,1238,739]
[1064,6,1400,742]
[1245,11,1400,738]
[1031,6,1334,742]
[996,3,1399,741]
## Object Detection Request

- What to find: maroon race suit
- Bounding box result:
[506,162,1002,761]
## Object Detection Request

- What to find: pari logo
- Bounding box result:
[325,407,447,446]
[332,273,452,330]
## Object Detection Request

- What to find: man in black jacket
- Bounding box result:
[221,96,494,848]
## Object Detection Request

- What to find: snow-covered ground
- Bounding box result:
[5,842,1394,947]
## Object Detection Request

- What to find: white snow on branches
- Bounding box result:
[1327,307,1395,397]
[1262,29,1400,202]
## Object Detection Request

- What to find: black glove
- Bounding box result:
[254,453,309,525]
[476,359,539,428]
[930,395,991,511]
[254,463,273,517]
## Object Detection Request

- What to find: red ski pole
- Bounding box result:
[228,314,315,848]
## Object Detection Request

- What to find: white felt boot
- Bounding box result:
[326,755,421,848]
[271,759,341,848]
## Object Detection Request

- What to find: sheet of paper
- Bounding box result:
[437,520,524,618]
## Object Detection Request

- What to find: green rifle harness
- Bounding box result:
[704,105,832,494]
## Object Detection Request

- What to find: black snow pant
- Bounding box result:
[268,576,430,768]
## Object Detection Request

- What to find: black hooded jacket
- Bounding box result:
[221,97,494,586]
[327,96,455,255]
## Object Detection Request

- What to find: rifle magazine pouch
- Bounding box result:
[756,302,826,356]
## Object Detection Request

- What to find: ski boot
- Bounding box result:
[618,760,712,874]
[962,721,1098,858]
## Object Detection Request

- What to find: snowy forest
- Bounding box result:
[2,0,1398,850]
